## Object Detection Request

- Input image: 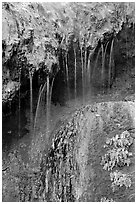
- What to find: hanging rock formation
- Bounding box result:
[2,2,135,104]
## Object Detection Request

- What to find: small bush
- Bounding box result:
[100,131,133,171]
[100,197,115,202]
[104,131,133,149]
[110,170,132,192]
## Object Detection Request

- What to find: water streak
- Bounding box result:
[49,77,55,111]
[31,79,48,164]
[65,53,70,101]
[34,75,51,136]
[84,49,87,91]
[101,42,109,91]
[87,52,91,88]
[80,47,84,102]
[92,48,101,81]
[29,71,33,132]
[18,70,21,137]
[87,49,95,90]
[46,75,50,136]
[101,44,104,85]
[33,84,43,134]
[108,38,114,88]
[104,41,109,65]
[74,48,77,102]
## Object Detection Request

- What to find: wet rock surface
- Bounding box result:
[2,101,135,202]
[37,101,134,202]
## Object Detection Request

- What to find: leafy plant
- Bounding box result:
[101,197,114,202]
[110,170,132,192]
[104,131,134,148]
[101,147,132,171]
[101,131,133,171]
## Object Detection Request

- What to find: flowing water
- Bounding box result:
[87,49,95,92]
[84,49,87,90]
[33,74,52,136]
[101,41,109,91]
[2,39,118,172]
[104,41,109,63]
[49,77,55,114]
[87,51,91,88]
[92,48,101,81]
[65,53,70,101]
[29,71,33,132]
[101,44,105,91]
[46,75,50,136]
[18,71,21,138]
[2,55,131,180]
[108,38,114,88]
[29,75,51,166]
[74,48,77,102]
[33,84,43,135]
[80,47,85,102]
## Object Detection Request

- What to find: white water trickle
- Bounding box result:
[80,47,85,103]
[101,42,109,92]
[101,44,104,86]
[87,49,95,91]
[29,71,33,133]
[65,53,70,101]
[49,77,55,112]
[46,75,50,137]
[74,48,77,103]
[18,70,21,137]
[33,84,43,134]
[84,49,87,93]
[92,48,101,81]
[108,38,114,88]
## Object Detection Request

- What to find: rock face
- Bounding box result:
[39,101,134,202]
[2,101,135,201]
[2,2,135,105]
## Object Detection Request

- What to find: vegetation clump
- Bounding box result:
[101,131,133,171]
[110,170,132,192]
[100,197,115,202]
[100,129,134,201]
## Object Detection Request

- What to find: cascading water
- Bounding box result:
[104,42,109,64]
[84,49,87,91]
[65,53,70,101]
[91,48,101,81]
[33,84,43,134]
[18,69,21,138]
[30,74,51,165]
[29,70,33,132]
[108,38,114,88]
[87,51,91,88]
[46,75,50,136]
[74,48,77,102]
[87,49,95,92]
[101,44,105,90]
[49,77,55,112]
[101,41,109,91]
[80,46,85,102]
[34,73,52,136]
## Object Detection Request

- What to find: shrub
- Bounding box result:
[100,131,133,171]
[100,197,114,202]
[110,170,132,192]
[104,131,133,149]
